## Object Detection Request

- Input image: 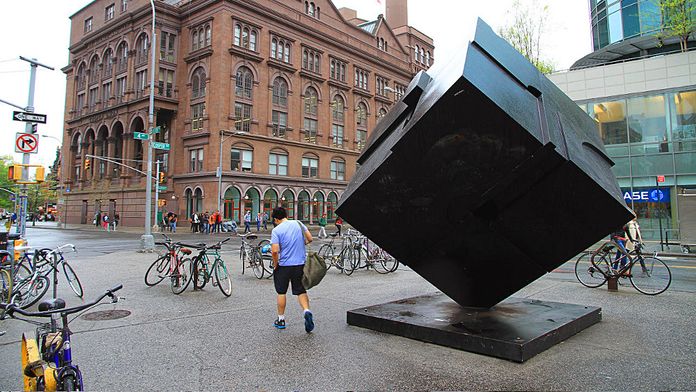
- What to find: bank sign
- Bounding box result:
[623,188,670,203]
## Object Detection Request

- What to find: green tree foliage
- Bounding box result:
[0,155,18,210]
[655,0,696,52]
[499,0,555,74]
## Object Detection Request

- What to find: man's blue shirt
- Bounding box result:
[271,220,307,266]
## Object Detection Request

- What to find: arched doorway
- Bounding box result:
[223,187,241,222]
[193,188,203,213]
[243,188,261,222]
[312,191,324,222]
[185,189,193,219]
[297,190,310,222]
[327,192,338,221]
[281,189,295,219]
[263,189,278,219]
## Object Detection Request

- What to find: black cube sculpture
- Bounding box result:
[337,19,633,310]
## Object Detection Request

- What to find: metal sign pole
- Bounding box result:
[155,160,160,231]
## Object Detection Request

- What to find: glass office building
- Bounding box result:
[590,0,662,51]
[578,89,696,240]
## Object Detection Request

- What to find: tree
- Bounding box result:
[499,0,555,74]
[0,155,18,210]
[655,0,696,52]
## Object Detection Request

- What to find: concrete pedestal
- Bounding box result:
[347,293,601,362]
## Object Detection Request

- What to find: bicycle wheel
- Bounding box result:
[258,240,274,277]
[14,275,50,309]
[240,245,246,275]
[145,255,169,286]
[318,244,334,271]
[341,248,356,276]
[62,262,84,298]
[61,373,80,392]
[171,257,193,295]
[251,250,265,279]
[0,268,12,304]
[214,260,233,297]
[630,256,672,295]
[193,256,208,290]
[574,253,608,288]
[381,250,399,273]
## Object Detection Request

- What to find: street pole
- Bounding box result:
[17,57,54,240]
[141,0,156,251]
[155,160,160,231]
[656,177,664,251]
[217,130,224,214]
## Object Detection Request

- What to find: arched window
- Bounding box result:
[331,95,344,148]
[415,45,420,62]
[77,63,86,90]
[420,48,426,64]
[116,42,128,73]
[272,77,288,107]
[250,30,257,51]
[304,87,318,143]
[192,30,199,51]
[231,144,253,172]
[194,188,203,213]
[378,108,388,119]
[302,154,319,178]
[271,38,278,59]
[205,25,211,46]
[268,149,288,176]
[191,67,206,98]
[426,51,431,66]
[185,189,194,218]
[356,101,368,151]
[234,24,241,46]
[89,56,100,85]
[197,27,204,50]
[136,33,149,64]
[103,49,113,77]
[235,66,253,99]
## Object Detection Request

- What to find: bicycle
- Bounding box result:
[354,235,399,274]
[1,284,123,391]
[318,232,360,275]
[2,248,59,309]
[239,233,271,279]
[1,261,12,305]
[32,244,84,299]
[188,238,233,297]
[146,233,194,294]
[575,240,672,295]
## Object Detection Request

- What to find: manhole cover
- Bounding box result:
[81,309,131,321]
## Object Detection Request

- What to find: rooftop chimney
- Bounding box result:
[386,0,408,28]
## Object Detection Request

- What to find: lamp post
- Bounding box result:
[142,0,157,251]
[217,129,248,215]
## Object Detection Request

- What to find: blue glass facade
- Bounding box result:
[579,89,696,240]
[590,0,662,50]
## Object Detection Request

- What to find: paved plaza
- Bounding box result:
[0,226,695,390]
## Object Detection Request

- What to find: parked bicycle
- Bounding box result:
[1,284,123,391]
[575,240,672,295]
[318,232,360,275]
[1,249,48,310]
[239,233,273,279]
[354,235,399,274]
[146,233,194,295]
[188,238,233,297]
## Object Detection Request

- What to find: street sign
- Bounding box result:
[13,111,47,124]
[151,142,170,150]
[151,126,161,134]
[157,185,167,191]
[657,175,665,183]
[133,132,149,140]
[15,132,39,154]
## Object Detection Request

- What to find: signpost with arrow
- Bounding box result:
[12,111,47,124]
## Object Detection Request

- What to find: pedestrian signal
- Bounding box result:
[35,166,45,182]
[158,172,165,183]
[7,165,22,181]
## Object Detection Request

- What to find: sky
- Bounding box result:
[0,0,592,171]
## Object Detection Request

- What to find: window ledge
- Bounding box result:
[184,47,213,63]
[228,46,263,63]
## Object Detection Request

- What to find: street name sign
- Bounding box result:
[133,132,149,140]
[13,111,47,124]
[15,132,39,154]
[152,142,170,150]
[157,185,167,191]
[151,126,161,134]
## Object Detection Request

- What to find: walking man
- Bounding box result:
[318,213,328,239]
[270,206,314,332]
[244,210,251,233]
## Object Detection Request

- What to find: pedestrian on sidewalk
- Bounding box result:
[625,216,644,251]
[94,211,100,227]
[335,216,343,237]
[256,212,262,232]
[317,214,327,239]
[102,213,110,231]
[191,212,199,233]
[270,206,314,332]
[113,212,120,231]
[263,211,269,230]
[215,210,223,233]
[170,214,178,233]
[244,210,251,233]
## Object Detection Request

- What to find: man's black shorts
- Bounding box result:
[273,265,306,295]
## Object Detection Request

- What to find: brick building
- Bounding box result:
[60,0,434,227]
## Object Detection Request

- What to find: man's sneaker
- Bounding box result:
[304,311,314,333]
[274,319,286,329]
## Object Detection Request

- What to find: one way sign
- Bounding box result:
[13,111,47,124]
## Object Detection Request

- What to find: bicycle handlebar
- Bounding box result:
[1,284,123,319]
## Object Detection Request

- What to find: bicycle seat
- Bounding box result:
[181,248,192,255]
[245,234,258,240]
[329,233,339,238]
[38,298,66,312]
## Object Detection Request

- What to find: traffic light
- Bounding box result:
[158,171,165,183]
[84,158,90,170]
[35,166,45,183]
[7,164,22,181]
